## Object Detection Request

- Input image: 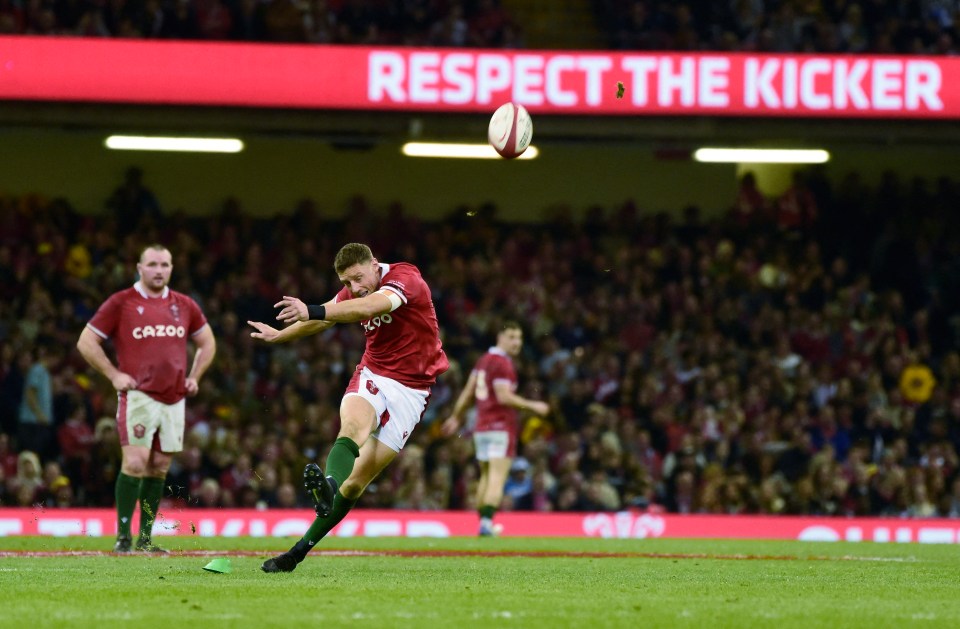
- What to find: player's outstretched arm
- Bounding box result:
[326,292,395,322]
[279,292,396,326]
[441,370,479,437]
[493,381,550,417]
[248,319,333,343]
[276,294,395,324]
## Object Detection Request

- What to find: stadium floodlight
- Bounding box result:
[104,135,245,153]
[401,142,539,160]
[693,148,830,164]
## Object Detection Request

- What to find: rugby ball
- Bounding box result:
[488,102,533,159]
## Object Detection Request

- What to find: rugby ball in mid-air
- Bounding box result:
[488,102,533,159]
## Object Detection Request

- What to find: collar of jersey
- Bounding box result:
[489,347,509,357]
[134,281,170,299]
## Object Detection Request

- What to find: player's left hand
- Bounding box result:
[248,320,281,342]
[185,377,200,397]
[275,296,308,324]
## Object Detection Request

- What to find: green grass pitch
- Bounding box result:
[1,535,958,628]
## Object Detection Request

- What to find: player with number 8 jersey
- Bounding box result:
[442,321,550,536]
[471,347,521,440]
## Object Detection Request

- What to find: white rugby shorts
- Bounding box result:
[473,430,514,461]
[344,366,430,452]
[117,390,185,453]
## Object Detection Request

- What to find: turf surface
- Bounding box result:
[0,536,956,628]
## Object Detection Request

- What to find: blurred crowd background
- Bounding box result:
[2,0,960,55]
[4,161,960,520]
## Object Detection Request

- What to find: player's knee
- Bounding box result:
[146,463,171,478]
[145,455,173,478]
[338,418,373,444]
[484,488,506,506]
[122,459,147,476]
[339,478,364,501]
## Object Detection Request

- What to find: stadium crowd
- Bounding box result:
[2,0,960,54]
[598,0,960,54]
[0,0,522,47]
[3,164,960,520]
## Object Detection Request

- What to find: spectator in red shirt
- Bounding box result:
[57,403,96,486]
[777,171,819,231]
[730,171,769,229]
[0,432,18,479]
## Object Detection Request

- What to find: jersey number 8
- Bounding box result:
[475,370,489,401]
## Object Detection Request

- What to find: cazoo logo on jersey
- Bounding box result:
[362,314,393,332]
[133,325,187,339]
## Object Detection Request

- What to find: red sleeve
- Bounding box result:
[334,286,352,303]
[185,297,208,335]
[486,356,516,386]
[87,292,123,338]
[380,265,421,305]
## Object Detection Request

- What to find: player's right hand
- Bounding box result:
[529,401,550,417]
[275,296,308,324]
[440,416,460,437]
[247,320,281,343]
[111,372,137,391]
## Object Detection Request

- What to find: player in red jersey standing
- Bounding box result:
[77,245,216,553]
[442,321,549,536]
[249,243,449,572]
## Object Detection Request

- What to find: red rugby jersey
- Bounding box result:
[336,262,448,389]
[472,347,518,432]
[87,283,207,404]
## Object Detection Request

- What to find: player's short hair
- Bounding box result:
[334,243,374,273]
[499,320,522,334]
[139,243,170,263]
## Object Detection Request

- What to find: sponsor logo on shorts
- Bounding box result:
[366,380,380,395]
[133,424,146,438]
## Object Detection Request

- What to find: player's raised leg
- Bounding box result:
[262,437,398,572]
[304,394,377,517]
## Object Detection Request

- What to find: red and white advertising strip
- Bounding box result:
[0,508,958,543]
[0,36,956,118]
